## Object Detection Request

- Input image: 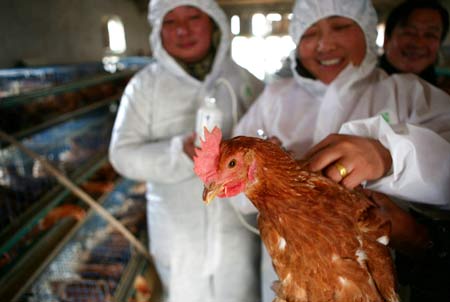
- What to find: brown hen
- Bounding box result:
[193,127,398,302]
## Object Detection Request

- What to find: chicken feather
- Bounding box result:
[194,127,398,302]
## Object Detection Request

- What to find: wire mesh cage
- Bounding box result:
[16,180,148,302]
[0,63,158,301]
[0,107,119,289]
[0,107,115,228]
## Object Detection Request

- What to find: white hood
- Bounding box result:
[288,0,379,96]
[148,0,231,83]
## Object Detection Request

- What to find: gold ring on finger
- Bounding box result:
[334,163,348,178]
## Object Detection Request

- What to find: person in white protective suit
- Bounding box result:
[232,0,450,301]
[109,0,264,301]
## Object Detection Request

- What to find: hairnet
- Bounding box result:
[289,0,378,64]
[147,0,231,79]
[148,0,229,47]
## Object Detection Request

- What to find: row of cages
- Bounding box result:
[0,62,161,302]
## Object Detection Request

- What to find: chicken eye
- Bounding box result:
[228,159,236,168]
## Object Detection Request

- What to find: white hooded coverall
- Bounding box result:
[235,0,450,209]
[109,0,264,301]
[233,0,450,301]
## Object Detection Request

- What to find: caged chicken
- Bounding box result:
[193,127,398,302]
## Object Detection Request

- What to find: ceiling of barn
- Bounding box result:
[139,0,406,21]
[217,0,404,20]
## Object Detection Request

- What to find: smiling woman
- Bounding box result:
[232,1,450,300]
[297,16,366,84]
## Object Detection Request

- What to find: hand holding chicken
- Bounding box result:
[193,127,398,302]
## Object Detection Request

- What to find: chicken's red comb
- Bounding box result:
[193,127,222,184]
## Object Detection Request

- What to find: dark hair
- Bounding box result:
[384,1,449,42]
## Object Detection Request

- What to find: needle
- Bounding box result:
[257,129,268,140]
[257,128,291,154]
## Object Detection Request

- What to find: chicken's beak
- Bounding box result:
[202,182,223,205]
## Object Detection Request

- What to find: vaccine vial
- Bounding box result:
[195,97,223,147]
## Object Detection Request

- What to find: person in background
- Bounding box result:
[232,0,450,301]
[380,1,449,88]
[378,3,450,298]
[109,0,264,301]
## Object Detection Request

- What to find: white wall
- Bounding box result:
[0,0,151,68]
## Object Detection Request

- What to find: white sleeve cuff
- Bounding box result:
[339,116,450,207]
